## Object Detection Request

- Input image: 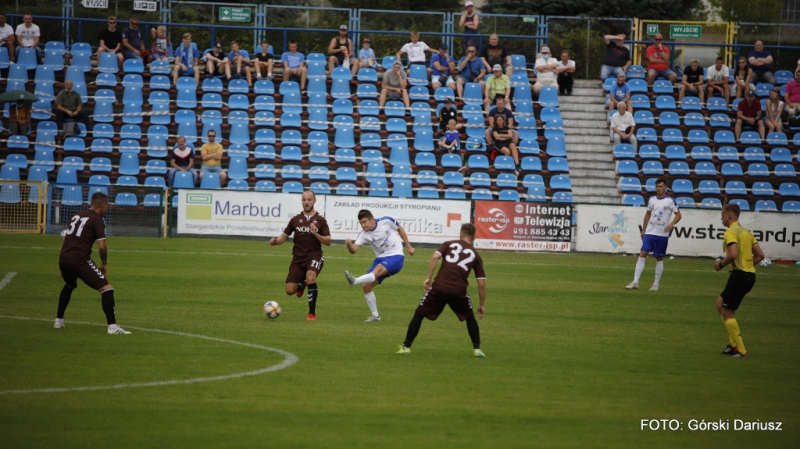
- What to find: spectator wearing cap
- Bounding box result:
[747,40,776,85]
[735,91,765,142]
[379,60,410,112]
[600,34,630,81]
[556,50,576,96]
[431,43,458,91]
[203,42,230,79]
[328,24,359,76]
[397,31,437,78]
[484,64,511,113]
[456,44,486,99]
[253,41,275,80]
[459,1,480,54]
[645,34,678,86]
[437,97,458,137]
[679,58,704,104]
[533,46,558,96]
[480,34,512,77]
[358,38,378,70]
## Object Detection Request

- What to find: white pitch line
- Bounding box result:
[0,245,797,277]
[0,272,17,291]
[0,315,299,395]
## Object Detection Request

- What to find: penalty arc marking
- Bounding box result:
[0,315,299,395]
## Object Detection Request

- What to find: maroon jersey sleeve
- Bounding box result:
[283,215,298,237]
[316,215,330,237]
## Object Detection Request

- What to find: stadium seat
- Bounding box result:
[468,172,491,188]
[746,162,769,177]
[622,194,645,206]
[690,145,712,161]
[175,110,198,143]
[408,64,429,86]
[526,185,547,202]
[462,83,483,105]
[769,148,792,163]
[199,173,221,189]
[684,113,705,128]
[754,199,777,212]
[360,116,381,132]
[775,164,797,178]
[614,144,636,159]
[89,157,112,173]
[707,97,728,111]
[145,160,167,176]
[662,128,683,143]
[550,175,572,191]
[740,131,761,145]
[680,96,702,111]
[782,201,800,212]
[743,147,765,162]
[280,146,303,162]
[663,145,686,160]
[254,165,276,179]
[633,110,654,125]
[658,112,680,127]
[228,79,249,94]
[687,129,709,144]
[253,79,275,95]
[176,77,198,108]
[655,95,676,110]
[766,132,788,146]
[713,130,736,144]
[356,84,379,99]
[627,78,647,93]
[538,86,559,108]
[496,190,519,202]
[642,161,664,176]
[200,111,223,143]
[636,128,657,142]
[694,162,717,176]
[651,79,673,94]
[751,181,773,196]
[668,161,690,176]
[443,187,466,200]
[723,180,747,196]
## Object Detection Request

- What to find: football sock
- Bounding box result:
[57,284,74,319]
[101,289,116,325]
[307,283,318,315]
[724,318,747,354]
[654,260,664,284]
[354,272,376,285]
[722,315,736,347]
[633,257,646,283]
[466,314,481,349]
[403,311,424,348]
[365,291,379,317]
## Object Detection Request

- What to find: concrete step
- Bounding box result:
[569,161,615,171]
[559,96,606,105]
[561,111,608,120]
[565,135,614,144]
[571,177,618,187]
[571,195,622,204]
[567,152,614,162]
[564,123,609,134]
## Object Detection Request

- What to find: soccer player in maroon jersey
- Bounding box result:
[55,192,130,334]
[396,223,487,357]
[270,190,331,320]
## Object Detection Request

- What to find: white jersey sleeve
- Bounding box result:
[645,195,680,237]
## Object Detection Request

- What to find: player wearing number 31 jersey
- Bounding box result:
[396,223,487,357]
[55,192,130,334]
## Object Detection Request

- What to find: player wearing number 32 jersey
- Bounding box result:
[397,223,487,357]
[55,192,130,334]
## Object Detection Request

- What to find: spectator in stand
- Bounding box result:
[281,41,308,91]
[9,100,31,136]
[439,119,460,153]
[459,1,480,54]
[783,71,800,116]
[485,94,517,148]
[227,41,252,86]
[379,60,410,112]
[431,43,458,92]
[0,13,15,63]
[706,56,730,103]
[747,40,776,85]
[54,80,91,136]
[610,102,637,151]
[679,58,704,104]
[168,136,197,187]
[533,46,558,96]
[608,73,631,112]
[645,34,677,86]
[358,38,378,70]
[600,33,631,81]
[121,17,145,61]
[490,115,520,176]
[397,31,437,78]
[480,34,512,77]
[327,24,358,77]
[484,64,510,113]
[734,56,752,99]
[456,44,486,99]
[735,91,765,142]
[150,25,170,62]
[556,50,576,96]
[15,14,41,63]
[172,33,200,86]
[97,16,123,66]
[437,97,458,138]
[203,43,230,79]
[764,88,784,134]
[198,130,228,187]
[253,41,274,81]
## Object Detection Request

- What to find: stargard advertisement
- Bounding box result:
[474,201,572,252]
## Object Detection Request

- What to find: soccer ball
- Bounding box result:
[263,301,282,319]
[759,258,772,269]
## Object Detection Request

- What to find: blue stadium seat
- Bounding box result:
[707,97,728,111]
[729,198,750,210]
[440,154,462,170]
[774,70,793,85]
[782,201,800,212]
[333,115,355,148]
[202,77,224,93]
[633,110,654,125]
[766,132,788,146]
[658,112,680,127]
[636,128,657,142]
[545,134,566,157]
[463,83,483,105]
[199,173,221,189]
[754,199,777,212]
[526,185,547,202]
[627,79,647,93]
[547,157,569,173]
[280,146,303,162]
[622,194,645,206]
[743,147,765,162]
[683,112,705,128]
[690,145,712,161]
[751,181,774,196]
[416,170,438,186]
[494,156,515,172]
[769,147,792,163]
[697,180,721,195]
[724,180,747,196]
[496,173,518,189]
[663,145,686,160]
[228,79,249,94]
[740,131,761,145]
[550,175,572,191]
[253,79,275,95]
[720,162,743,177]
[642,161,664,176]
[662,128,683,143]
[687,129,709,144]
[655,95,676,110]
[614,144,636,159]
[497,190,519,202]
[713,130,736,144]
[680,96,702,111]
[694,162,717,176]
[89,157,111,173]
[671,179,693,194]
[468,172,491,188]
[746,162,769,177]
[280,181,303,194]
[360,116,381,132]
[176,77,198,108]
[675,197,695,208]
[513,84,533,104]
[775,164,797,178]
[651,79,672,94]
[668,161,691,176]
[617,160,639,175]
[538,86,559,108]
[254,164,276,179]
[408,64,429,86]
[443,187,466,200]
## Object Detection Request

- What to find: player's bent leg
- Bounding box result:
[284,283,300,296]
[305,270,318,319]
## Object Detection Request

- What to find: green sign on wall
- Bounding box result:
[219,7,251,22]
[670,25,702,39]
[646,24,659,35]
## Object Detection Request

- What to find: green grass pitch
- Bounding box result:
[1,235,798,448]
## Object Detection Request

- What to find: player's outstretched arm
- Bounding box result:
[270,233,288,246]
[476,279,486,319]
[397,226,415,256]
[344,238,360,254]
[424,251,441,290]
[752,242,765,266]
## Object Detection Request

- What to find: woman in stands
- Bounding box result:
[764,87,784,134]
[490,115,519,172]
[734,56,752,99]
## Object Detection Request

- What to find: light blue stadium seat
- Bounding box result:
[655,95,676,110]
[369,179,390,197]
[729,198,750,210]
[619,177,642,193]
[463,83,483,105]
[782,201,800,212]
[754,199,777,212]
[622,194,645,206]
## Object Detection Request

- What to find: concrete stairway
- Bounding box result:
[559,79,619,204]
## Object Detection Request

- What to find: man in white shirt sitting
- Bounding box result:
[610,102,637,151]
[556,50,576,96]
[533,46,558,96]
[397,30,437,79]
[706,56,730,104]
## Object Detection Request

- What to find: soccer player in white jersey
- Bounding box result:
[626,178,682,291]
[344,209,415,322]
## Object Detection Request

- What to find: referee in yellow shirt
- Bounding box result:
[713,203,766,358]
